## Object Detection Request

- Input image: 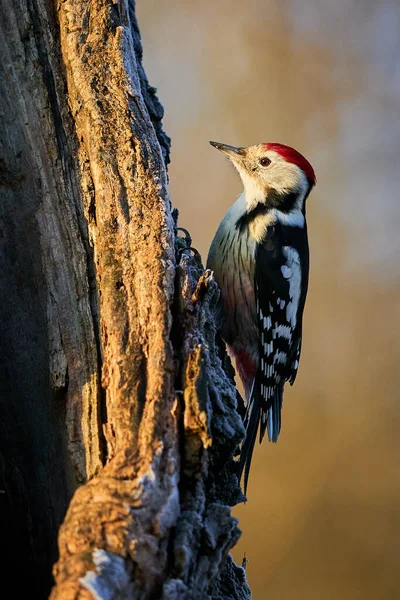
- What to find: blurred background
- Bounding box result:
[138,1,400,598]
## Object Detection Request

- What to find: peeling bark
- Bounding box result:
[0,1,251,598]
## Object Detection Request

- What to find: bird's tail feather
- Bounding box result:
[239,381,284,493]
[266,383,283,443]
[239,381,261,495]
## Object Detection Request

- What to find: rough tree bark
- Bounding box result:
[0,1,251,598]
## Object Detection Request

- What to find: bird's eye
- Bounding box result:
[259,157,271,167]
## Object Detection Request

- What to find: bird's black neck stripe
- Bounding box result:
[236,189,301,231]
[264,189,299,213]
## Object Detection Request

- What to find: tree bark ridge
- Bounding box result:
[0,0,252,598]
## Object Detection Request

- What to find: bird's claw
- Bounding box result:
[176,227,192,248]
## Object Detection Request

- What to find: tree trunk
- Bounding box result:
[0,1,251,598]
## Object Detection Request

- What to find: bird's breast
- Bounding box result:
[207,196,259,356]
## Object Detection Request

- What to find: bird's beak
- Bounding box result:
[209,141,246,159]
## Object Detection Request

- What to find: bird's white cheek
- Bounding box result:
[234,165,265,210]
[269,165,308,196]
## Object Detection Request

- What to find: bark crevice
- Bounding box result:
[0,0,252,598]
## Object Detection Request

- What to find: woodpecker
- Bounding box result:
[206,141,316,492]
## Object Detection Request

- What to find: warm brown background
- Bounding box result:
[138,2,400,598]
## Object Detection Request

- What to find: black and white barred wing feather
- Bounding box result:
[240,227,304,491]
[255,236,302,443]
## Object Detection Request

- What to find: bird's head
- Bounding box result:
[210,141,316,212]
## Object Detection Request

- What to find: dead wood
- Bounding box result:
[0,1,251,598]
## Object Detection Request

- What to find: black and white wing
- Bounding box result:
[240,223,308,491]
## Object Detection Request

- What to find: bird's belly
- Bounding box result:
[212,235,258,359]
[223,271,257,347]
